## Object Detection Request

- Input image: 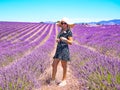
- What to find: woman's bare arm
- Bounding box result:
[66,37,73,45]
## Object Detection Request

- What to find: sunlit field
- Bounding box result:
[0,22,120,90]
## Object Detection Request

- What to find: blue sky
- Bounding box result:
[0,0,120,23]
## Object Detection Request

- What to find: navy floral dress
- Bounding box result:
[53,29,72,61]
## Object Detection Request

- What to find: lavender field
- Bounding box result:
[0,22,120,90]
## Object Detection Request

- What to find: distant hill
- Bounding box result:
[89,19,120,25]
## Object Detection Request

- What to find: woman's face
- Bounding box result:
[61,21,68,30]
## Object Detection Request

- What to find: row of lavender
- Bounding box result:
[0,22,43,47]
[70,24,120,89]
[73,24,120,59]
[0,22,39,41]
[0,22,49,67]
[0,22,56,89]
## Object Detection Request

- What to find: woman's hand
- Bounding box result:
[56,38,60,42]
[60,37,67,42]
[61,37,73,45]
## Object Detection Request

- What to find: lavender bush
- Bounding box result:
[0,22,120,90]
[0,22,56,90]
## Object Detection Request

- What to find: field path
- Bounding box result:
[37,62,81,90]
[34,25,81,90]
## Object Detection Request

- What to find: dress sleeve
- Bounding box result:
[68,30,72,37]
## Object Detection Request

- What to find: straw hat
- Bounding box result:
[56,17,75,28]
[61,17,73,25]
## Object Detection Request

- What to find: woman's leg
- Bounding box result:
[61,60,67,81]
[52,59,60,80]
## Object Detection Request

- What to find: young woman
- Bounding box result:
[50,17,73,86]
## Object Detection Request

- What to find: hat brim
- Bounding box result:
[56,22,75,28]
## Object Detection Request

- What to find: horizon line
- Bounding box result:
[0,18,120,23]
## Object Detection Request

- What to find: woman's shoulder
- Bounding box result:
[66,29,72,33]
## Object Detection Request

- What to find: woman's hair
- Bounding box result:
[67,25,71,30]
